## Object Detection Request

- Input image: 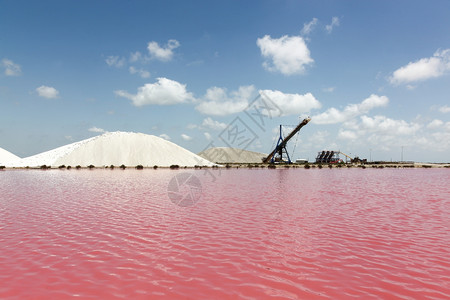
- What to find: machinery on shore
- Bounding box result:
[315,151,341,164]
[315,150,366,164]
[263,117,311,164]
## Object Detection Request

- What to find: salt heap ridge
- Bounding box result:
[15,131,215,167]
[0,147,20,167]
[198,147,267,164]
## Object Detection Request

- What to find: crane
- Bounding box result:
[263,117,311,164]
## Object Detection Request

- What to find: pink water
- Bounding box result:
[0,168,449,299]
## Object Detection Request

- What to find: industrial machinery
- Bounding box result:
[315,150,341,164]
[339,151,353,163]
[263,117,311,164]
[315,151,366,164]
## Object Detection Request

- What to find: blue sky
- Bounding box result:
[1,0,450,162]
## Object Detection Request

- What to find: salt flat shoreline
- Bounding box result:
[2,133,449,169]
[1,162,449,170]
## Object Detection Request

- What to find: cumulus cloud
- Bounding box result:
[181,134,192,141]
[257,35,313,75]
[334,115,421,149]
[390,49,450,85]
[195,85,255,116]
[129,66,150,78]
[429,126,450,152]
[186,118,227,131]
[321,114,450,156]
[325,17,340,33]
[147,39,180,62]
[204,132,212,140]
[259,89,321,116]
[301,18,318,36]
[360,116,422,142]
[302,130,334,151]
[2,58,22,76]
[445,122,450,131]
[88,127,106,133]
[36,85,59,99]
[159,133,171,140]
[360,115,421,136]
[439,105,450,113]
[115,77,194,106]
[105,55,126,68]
[338,129,358,140]
[312,94,389,124]
[202,117,227,130]
[427,119,444,129]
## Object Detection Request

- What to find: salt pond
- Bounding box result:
[0,168,449,299]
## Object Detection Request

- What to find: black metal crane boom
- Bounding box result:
[263,117,311,163]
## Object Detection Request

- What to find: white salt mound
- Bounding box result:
[15,132,215,167]
[0,147,20,166]
[198,147,267,164]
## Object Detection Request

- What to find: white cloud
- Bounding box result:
[439,105,450,113]
[204,132,212,140]
[338,129,358,140]
[331,115,422,152]
[257,35,313,75]
[147,39,180,62]
[416,121,450,153]
[259,89,321,116]
[427,119,444,129]
[360,115,421,136]
[323,87,335,93]
[105,55,125,68]
[202,117,227,130]
[181,134,192,141]
[312,94,389,124]
[36,85,59,99]
[2,58,22,76]
[445,122,450,131]
[351,116,422,151]
[195,85,255,116]
[129,51,143,63]
[159,133,171,140]
[186,118,227,132]
[390,49,450,85]
[129,66,150,78]
[312,114,450,156]
[429,129,450,152]
[88,127,106,133]
[304,130,333,150]
[115,77,194,107]
[325,17,340,34]
[301,18,318,36]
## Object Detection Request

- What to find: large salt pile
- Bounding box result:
[15,132,215,167]
[0,147,20,167]
[198,147,267,164]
